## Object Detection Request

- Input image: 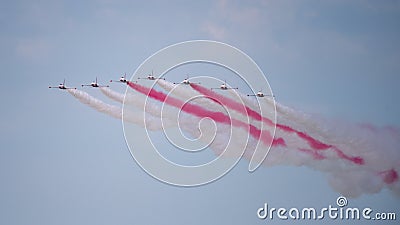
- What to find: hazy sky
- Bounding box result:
[1,1,399,224]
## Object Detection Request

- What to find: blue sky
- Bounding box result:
[0,0,399,224]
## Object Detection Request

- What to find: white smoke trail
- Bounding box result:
[68,89,124,120]
[99,87,177,129]
[99,87,145,107]
[99,87,126,104]
[67,89,166,131]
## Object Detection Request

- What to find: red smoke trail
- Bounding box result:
[380,169,399,184]
[190,83,273,126]
[127,82,285,147]
[190,83,363,165]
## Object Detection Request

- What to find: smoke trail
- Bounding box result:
[224,88,400,197]
[122,80,324,162]
[156,79,254,130]
[127,82,285,147]
[99,87,256,157]
[67,89,165,131]
[156,79,224,111]
[190,83,273,125]
[113,84,267,163]
[144,82,399,197]
[68,89,124,119]
[99,87,126,104]
[155,79,279,169]
[190,83,363,165]
[228,89,343,146]
[99,87,147,107]
[70,84,400,197]
[100,87,179,129]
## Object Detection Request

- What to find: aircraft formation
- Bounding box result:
[49,73,274,98]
